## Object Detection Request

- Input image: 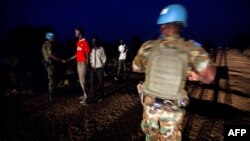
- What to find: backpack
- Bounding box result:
[141,40,189,100]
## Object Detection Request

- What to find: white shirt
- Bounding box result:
[90,46,106,68]
[118,44,128,60]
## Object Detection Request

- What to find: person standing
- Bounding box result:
[88,37,106,102]
[114,39,128,80]
[132,4,216,141]
[42,32,65,100]
[67,27,90,104]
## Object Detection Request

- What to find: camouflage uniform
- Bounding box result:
[42,41,55,96]
[133,34,210,141]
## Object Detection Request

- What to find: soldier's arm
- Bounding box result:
[132,44,146,73]
[48,50,62,62]
[132,52,145,73]
[197,62,216,84]
[132,40,154,73]
[188,42,216,84]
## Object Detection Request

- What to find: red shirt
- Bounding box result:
[76,38,90,62]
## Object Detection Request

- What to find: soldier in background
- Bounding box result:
[42,32,65,100]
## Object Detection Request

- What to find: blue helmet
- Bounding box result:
[45,32,54,40]
[157,4,187,27]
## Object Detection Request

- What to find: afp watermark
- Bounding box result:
[224,124,249,141]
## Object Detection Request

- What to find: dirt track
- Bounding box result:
[0,49,249,141]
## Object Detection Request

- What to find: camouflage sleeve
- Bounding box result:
[45,41,52,55]
[188,40,210,73]
[132,40,155,72]
[47,47,52,56]
[42,43,46,56]
[42,41,52,61]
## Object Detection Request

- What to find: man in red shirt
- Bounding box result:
[67,27,90,104]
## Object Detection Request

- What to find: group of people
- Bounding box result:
[42,28,128,103]
[42,3,216,141]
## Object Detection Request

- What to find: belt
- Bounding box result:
[137,82,189,107]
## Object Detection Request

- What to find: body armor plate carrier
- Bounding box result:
[141,40,189,100]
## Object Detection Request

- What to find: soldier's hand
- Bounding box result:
[188,71,199,81]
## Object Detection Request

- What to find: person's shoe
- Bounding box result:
[80,99,86,104]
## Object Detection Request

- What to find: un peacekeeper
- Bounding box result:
[42,32,65,100]
[132,4,216,141]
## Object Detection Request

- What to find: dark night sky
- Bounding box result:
[1,0,250,47]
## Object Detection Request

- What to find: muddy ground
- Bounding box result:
[0,49,249,141]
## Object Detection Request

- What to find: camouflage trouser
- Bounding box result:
[46,64,55,94]
[141,95,185,141]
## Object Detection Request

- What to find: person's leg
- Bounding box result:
[96,67,104,93]
[117,59,122,77]
[140,96,161,141]
[77,62,87,100]
[122,60,126,74]
[158,101,184,141]
[47,65,54,100]
[141,95,184,141]
[82,62,87,98]
[89,68,95,99]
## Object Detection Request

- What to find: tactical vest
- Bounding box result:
[141,40,189,100]
[42,41,56,68]
[42,41,51,62]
